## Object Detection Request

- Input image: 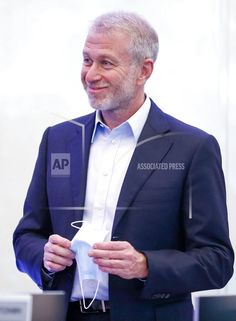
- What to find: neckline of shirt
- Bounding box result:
[91,96,151,144]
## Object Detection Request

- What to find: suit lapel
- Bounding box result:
[65,103,174,237]
[67,113,95,239]
[112,101,173,233]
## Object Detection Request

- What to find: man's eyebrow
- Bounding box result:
[82,52,118,62]
[99,54,116,60]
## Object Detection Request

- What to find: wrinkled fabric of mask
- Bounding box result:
[70,221,109,309]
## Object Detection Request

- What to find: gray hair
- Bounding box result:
[88,11,159,63]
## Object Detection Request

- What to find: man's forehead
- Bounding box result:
[84,30,130,51]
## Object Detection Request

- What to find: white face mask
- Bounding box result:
[70,221,109,310]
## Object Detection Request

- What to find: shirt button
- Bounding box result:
[111,139,116,144]
[103,172,109,176]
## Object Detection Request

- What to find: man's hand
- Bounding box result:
[88,241,148,279]
[43,234,75,272]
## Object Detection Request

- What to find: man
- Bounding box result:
[13,11,234,321]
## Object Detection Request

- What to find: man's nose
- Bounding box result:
[84,63,102,82]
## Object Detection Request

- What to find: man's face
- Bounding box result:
[81,30,140,111]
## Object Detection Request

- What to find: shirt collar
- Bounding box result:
[91,96,151,143]
[127,96,151,142]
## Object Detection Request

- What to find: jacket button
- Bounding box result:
[111,235,119,241]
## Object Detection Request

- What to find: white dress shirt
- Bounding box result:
[71,97,151,301]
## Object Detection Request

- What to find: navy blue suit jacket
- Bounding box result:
[13,100,234,321]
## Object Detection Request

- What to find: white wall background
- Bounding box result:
[0,0,235,297]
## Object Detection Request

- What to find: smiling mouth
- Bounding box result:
[87,86,107,94]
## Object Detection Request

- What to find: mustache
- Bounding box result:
[85,83,109,90]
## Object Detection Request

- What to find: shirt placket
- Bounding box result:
[91,133,121,229]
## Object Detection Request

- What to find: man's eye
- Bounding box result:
[83,58,92,66]
[102,61,113,68]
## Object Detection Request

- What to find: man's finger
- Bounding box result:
[93,241,130,250]
[48,234,71,248]
[44,260,67,273]
[98,265,133,279]
[89,248,126,259]
[45,243,74,258]
[44,250,74,266]
[93,257,125,268]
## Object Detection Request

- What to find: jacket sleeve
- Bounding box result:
[13,128,52,289]
[141,135,234,299]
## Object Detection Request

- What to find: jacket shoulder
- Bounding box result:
[150,100,212,139]
[165,113,210,137]
[49,112,95,132]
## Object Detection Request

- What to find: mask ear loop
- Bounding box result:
[78,260,100,310]
[71,220,100,309]
[71,220,84,230]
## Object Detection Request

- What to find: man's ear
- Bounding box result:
[136,59,154,86]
